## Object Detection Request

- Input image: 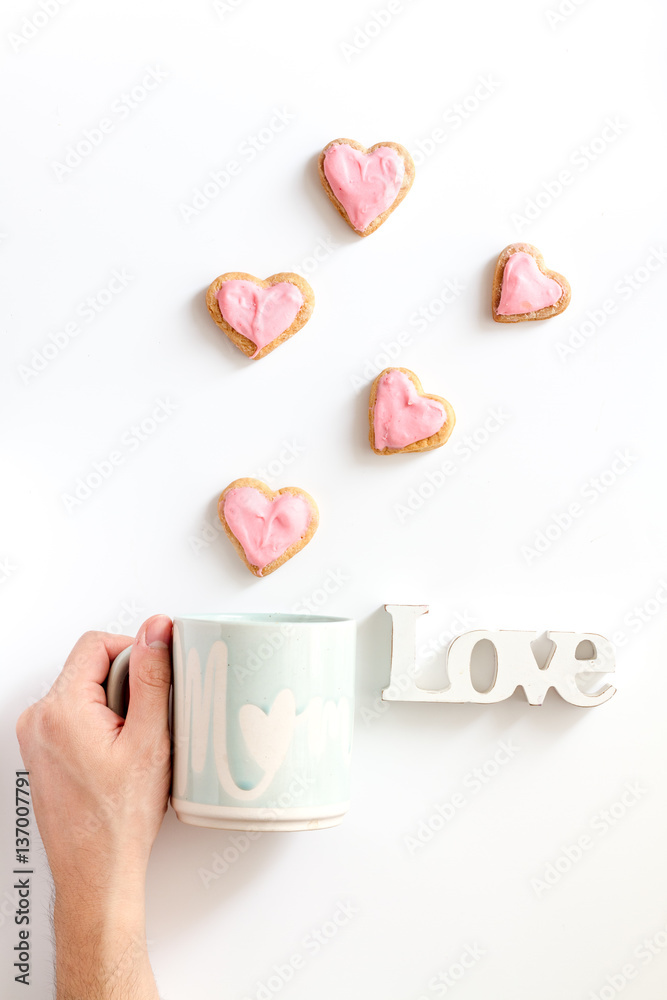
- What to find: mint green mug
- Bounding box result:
[107,613,356,832]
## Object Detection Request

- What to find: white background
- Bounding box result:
[2,0,667,997]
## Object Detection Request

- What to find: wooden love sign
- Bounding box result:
[382,605,616,707]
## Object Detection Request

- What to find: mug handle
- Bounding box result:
[106,646,133,718]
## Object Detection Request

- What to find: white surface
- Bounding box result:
[1,1,667,997]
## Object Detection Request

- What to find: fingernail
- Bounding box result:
[145,616,172,650]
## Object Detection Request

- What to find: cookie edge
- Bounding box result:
[217,477,319,577]
[491,243,571,323]
[368,367,456,455]
[318,138,416,237]
[205,272,315,359]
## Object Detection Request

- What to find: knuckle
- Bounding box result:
[135,655,170,690]
[152,738,172,769]
[33,703,67,742]
[81,629,104,644]
[15,706,34,745]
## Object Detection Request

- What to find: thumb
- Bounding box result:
[124,615,173,736]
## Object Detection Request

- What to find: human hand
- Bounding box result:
[16,615,173,999]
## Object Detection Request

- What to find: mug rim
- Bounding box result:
[173,612,354,626]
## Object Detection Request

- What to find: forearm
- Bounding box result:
[54,888,159,1000]
[15,621,173,1000]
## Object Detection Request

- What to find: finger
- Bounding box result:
[50,630,135,701]
[123,616,173,738]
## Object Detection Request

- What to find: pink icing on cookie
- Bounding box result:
[222,487,312,575]
[374,370,446,451]
[497,252,563,316]
[217,281,304,358]
[323,143,405,232]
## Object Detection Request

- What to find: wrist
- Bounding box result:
[54,887,155,1000]
[54,869,147,933]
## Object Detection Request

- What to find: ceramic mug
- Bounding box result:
[106,613,356,831]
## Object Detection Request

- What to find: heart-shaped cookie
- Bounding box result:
[206,272,315,359]
[369,368,456,454]
[492,243,570,322]
[218,478,319,577]
[318,138,415,236]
